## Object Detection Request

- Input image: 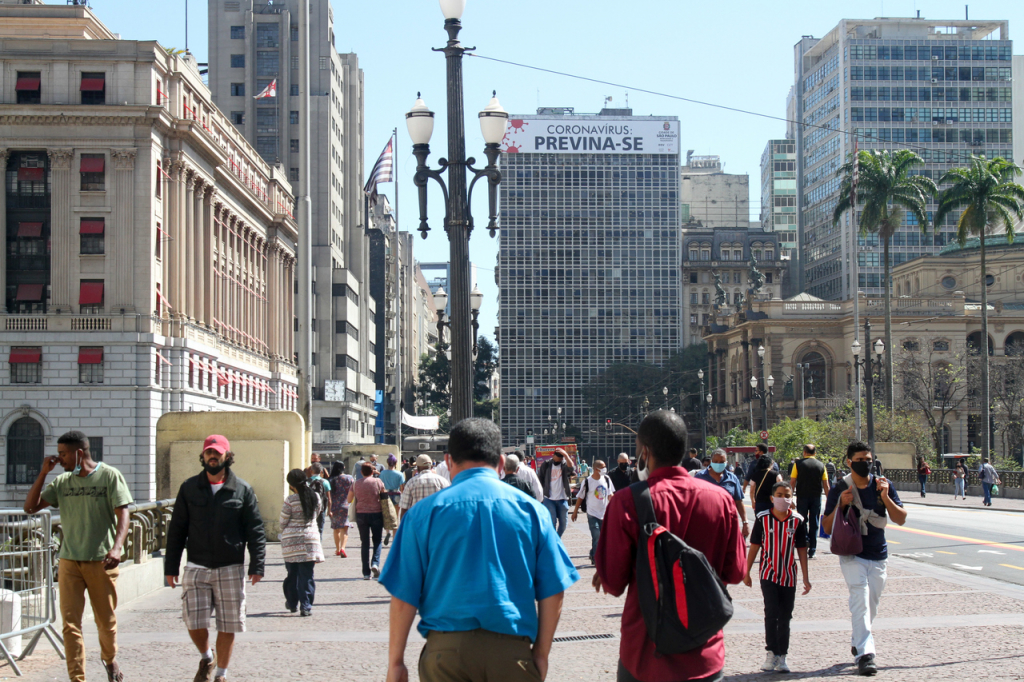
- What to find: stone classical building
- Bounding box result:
[0,4,298,504]
[682,226,784,346]
[702,237,1024,455]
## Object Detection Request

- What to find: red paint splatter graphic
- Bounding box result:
[505,142,521,153]
[509,119,527,133]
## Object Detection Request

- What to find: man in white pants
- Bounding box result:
[823,441,906,677]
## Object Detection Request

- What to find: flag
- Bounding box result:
[363,136,394,207]
[254,79,277,100]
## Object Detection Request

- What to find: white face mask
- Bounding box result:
[636,448,650,481]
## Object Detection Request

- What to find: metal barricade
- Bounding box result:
[0,509,64,676]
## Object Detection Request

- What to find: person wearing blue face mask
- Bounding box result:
[695,448,749,539]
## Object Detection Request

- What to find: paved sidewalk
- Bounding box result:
[900,492,1024,513]
[8,514,1024,681]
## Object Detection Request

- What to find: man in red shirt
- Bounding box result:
[594,410,746,682]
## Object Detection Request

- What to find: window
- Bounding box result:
[80,72,106,104]
[155,223,163,259]
[941,276,957,289]
[335,320,358,340]
[689,292,698,304]
[335,354,359,371]
[230,83,245,97]
[230,111,244,125]
[256,51,279,76]
[230,25,244,39]
[321,417,341,431]
[80,154,105,191]
[290,83,299,96]
[9,348,42,384]
[256,108,278,133]
[290,110,299,125]
[688,272,697,283]
[78,347,104,384]
[256,137,278,161]
[701,292,710,304]
[290,139,299,153]
[80,218,105,254]
[16,71,41,104]
[230,54,245,68]
[902,340,921,352]
[79,280,104,313]
[933,340,950,351]
[256,23,280,47]
[89,437,104,462]
[7,417,43,484]
[291,25,299,41]
[289,167,299,181]
[765,273,773,283]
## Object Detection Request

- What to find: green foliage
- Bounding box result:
[415,336,499,431]
[767,419,823,464]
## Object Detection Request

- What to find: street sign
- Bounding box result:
[526,436,534,444]
[561,437,576,443]
[759,430,769,440]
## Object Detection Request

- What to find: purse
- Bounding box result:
[829,485,863,556]
[379,491,399,532]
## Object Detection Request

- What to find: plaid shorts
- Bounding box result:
[181,564,247,633]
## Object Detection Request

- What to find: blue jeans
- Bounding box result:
[983,482,994,505]
[918,474,928,495]
[587,515,602,561]
[954,478,966,497]
[543,498,568,537]
[356,512,384,576]
[283,560,315,610]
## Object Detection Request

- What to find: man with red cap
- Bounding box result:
[165,435,266,682]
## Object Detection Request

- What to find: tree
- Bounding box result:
[473,336,499,422]
[895,346,972,458]
[416,337,500,429]
[417,343,450,409]
[992,342,1024,466]
[833,149,937,412]
[934,155,1024,463]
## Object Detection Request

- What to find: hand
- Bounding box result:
[102,548,121,570]
[42,455,60,475]
[839,487,854,508]
[532,650,549,681]
[250,574,262,586]
[802,579,812,595]
[876,476,890,498]
[570,511,578,523]
[166,575,178,588]
[741,522,750,539]
[592,573,604,593]
[385,662,409,682]
[742,573,752,588]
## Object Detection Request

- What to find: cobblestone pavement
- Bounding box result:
[8,515,1024,681]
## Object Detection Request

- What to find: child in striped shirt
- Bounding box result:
[743,481,812,673]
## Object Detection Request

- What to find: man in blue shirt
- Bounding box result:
[380,418,579,682]
[823,441,907,677]
[695,448,749,539]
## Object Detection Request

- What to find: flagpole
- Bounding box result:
[393,128,402,453]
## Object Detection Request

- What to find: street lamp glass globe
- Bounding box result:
[851,338,862,357]
[557,407,562,415]
[757,344,766,358]
[470,285,483,311]
[767,375,775,388]
[406,95,435,145]
[438,0,466,20]
[750,376,758,388]
[874,339,885,356]
[479,93,509,145]
[663,386,668,396]
[697,369,704,380]
[706,393,712,404]
[432,287,448,313]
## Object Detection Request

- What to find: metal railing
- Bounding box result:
[50,500,176,576]
[884,468,1024,489]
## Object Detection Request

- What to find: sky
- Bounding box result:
[90,0,1024,339]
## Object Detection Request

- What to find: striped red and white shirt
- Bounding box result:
[750,508,807,587]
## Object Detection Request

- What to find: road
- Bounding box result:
[889,501,1024,585]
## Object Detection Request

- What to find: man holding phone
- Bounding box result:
[23,430,133,682]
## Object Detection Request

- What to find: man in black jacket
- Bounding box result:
[165,435,266,682]
[537,447,575,537]
[608,453,633,492]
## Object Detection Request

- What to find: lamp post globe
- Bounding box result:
[697,369,704,380]
[433,287,448,313]
[438,0,466,21]
[750,376,758,389]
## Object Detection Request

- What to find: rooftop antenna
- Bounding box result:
[604,95,613,109]
[625,92,629,108]
[185,0,189,53]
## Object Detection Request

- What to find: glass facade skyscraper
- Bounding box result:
[497,109,681,453]
[796,19,1012,299]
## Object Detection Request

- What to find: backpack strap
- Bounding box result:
[630,481,658,530]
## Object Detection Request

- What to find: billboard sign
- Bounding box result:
[501,118,679,155]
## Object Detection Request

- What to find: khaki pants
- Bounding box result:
[419,629,541,682]
[58,559,119,682]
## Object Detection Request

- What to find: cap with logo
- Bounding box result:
[202,434,230,455]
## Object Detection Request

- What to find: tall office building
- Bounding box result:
[760,139,799,297]
[795,18,1013,299]
[208,0,376,445]
[497,107,681,456]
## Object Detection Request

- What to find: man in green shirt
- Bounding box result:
[24,430,133,682]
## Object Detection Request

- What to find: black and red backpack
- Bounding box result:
[631,482,734,654]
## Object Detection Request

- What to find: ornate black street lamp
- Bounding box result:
[406,0,508,423]
[852,319,885,451]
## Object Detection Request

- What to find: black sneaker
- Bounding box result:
[857,654,877,676]
[384,532,391,546]
[285,601,297,613]
[852,646,858,658]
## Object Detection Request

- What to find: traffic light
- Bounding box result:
[606,419,612,431]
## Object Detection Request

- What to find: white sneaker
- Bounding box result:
[762,653,777,671]
[775,655,790,673]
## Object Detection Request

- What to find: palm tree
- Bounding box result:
[834,149,936,410]
[934,155,1024,463]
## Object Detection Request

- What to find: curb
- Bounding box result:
[901,498,1024,514]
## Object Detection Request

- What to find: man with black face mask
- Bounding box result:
[165,435,266,682]
[608,452,632,492]
[822,442,907,677]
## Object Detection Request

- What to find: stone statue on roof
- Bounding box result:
[713,271,727,309]
[748,253,765,297]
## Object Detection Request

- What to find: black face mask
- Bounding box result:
[618,462,628,471]
[850,460,871,477]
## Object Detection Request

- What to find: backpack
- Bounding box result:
[310,478,329,514]
[630,482,734,655]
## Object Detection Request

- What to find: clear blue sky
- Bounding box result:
[94,0,1024,339]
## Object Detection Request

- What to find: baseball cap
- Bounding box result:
[415,454,434,467]
[202,435,230,455]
